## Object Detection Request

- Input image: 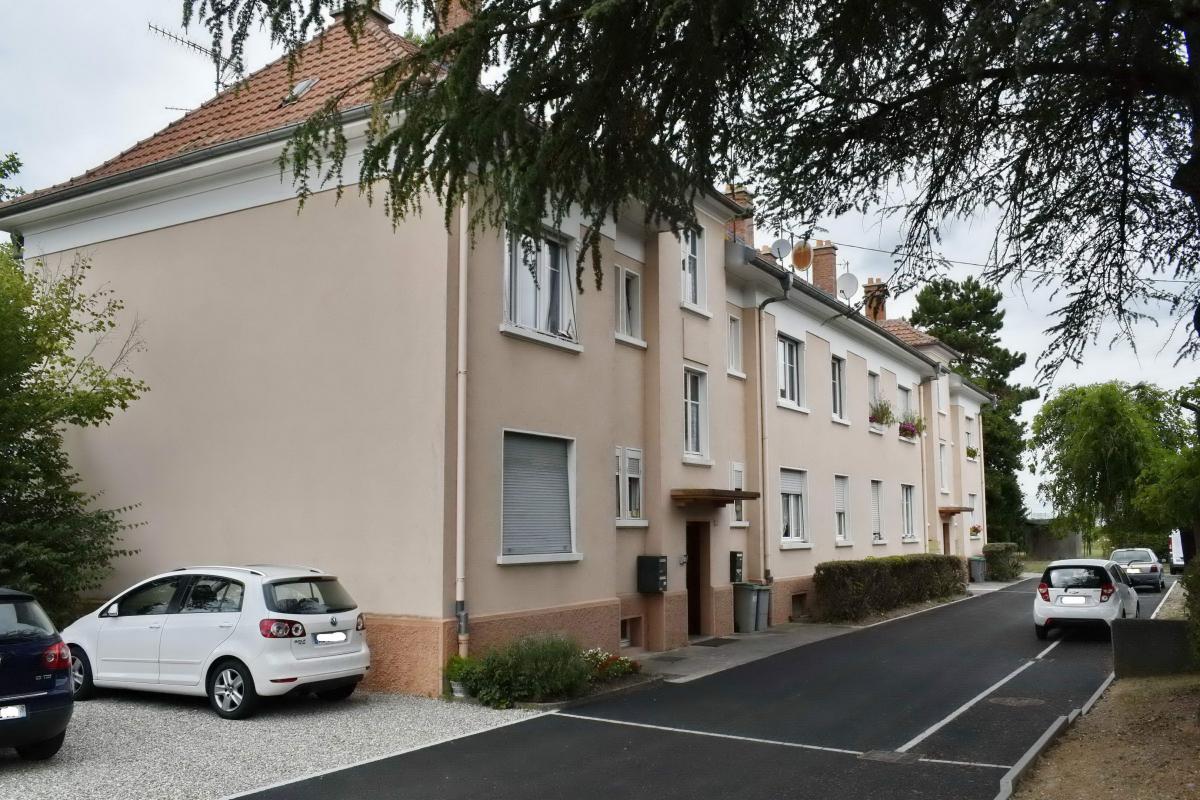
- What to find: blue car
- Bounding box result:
[0,588,73,760]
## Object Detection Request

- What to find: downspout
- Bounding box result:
[455,198,470,656]
[755,270,794,584]
[918,372,937,553]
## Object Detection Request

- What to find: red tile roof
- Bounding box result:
[879,318,942,348]
[4,18,418,211]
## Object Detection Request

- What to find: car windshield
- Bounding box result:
[1110,549,1152,564]
[264,578,356,615]
[1044,566,1110,589]
[0,598,56,640]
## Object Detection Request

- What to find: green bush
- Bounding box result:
[445,654,478,684]
[982,542,1023,581]
[1184,561,1200,665]
[813,554,966,622]
[462,635,590,708]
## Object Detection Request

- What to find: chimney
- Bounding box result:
[437,0,477,34]
[863,277,888,322]
[331,0,396,25]
[724,184,755,245]
[812,239,837,296]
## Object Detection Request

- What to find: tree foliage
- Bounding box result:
[180,0,1200,376]
[0,248,146,622]
[909,277,1036,543]
[0,152,20,204]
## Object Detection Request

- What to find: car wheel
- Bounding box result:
[1035,624,1048,640]
[207,660,259,720]
[316,683,357,702]
[15,731,65,761]
[69,646,95,701]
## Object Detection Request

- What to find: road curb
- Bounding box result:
[992,671,1114,800]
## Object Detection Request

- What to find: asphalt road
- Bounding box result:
[236,576,1178,800]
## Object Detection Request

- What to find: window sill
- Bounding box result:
[835,541,854,548]
[777,400,810,414]
[940,489,951,495]
[969,534,982,540]
[966,457,978,463]
[615,332,647,350]
[780,540,812,550]
[497,552,584,565]
[938,410,948,417]
[727,369,747,381]
[730,521,750,529]
[899,436,918,445]
[616,519,649,529]
[831,416,851,427]
[872,538,888,546]
[682,455,714,467]
[499,323,583,353]
[901,537,920,544]
[680,302,713,320]
[868,426,885,436]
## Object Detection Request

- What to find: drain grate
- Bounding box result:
[987,696,1046,708]
[692,637,738,647]
[859,751,920,764]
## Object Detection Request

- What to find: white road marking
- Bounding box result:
[917,756,1012,771]
[1151,580,1179,619]
[896,659,1037,753]
[1034,639,1062,660]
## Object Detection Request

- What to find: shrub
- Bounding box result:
[982,542,1023,581]
[462,635,590,708]
[813,554,966,622]
[582,648,641,682]
[445,654,478,684]
[1184,561,1200,665]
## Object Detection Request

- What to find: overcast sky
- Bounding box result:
[2,1,1194,513]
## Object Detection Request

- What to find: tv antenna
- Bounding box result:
[148,22,236,96]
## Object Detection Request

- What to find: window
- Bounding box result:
[965,418,975,453]
[868,371,880,403]
[616,266,642,341]
[899,385,912,415]
[870,480,883,542]
[781,469,808,543]
[968,493,979,537]
[505,231,577,341]
[615,447,644,521]
[731,462,747,524]
[180,577,244,613]
[728,315,743,373]
[116,577,184,616]
[265,578,357,614]
[502,431,574,557]
[833,475,850,542]
[936,377,945,412]
[938,443,948,490]
[831,356,846,418]
[683,368,708,457]
[778,336,803,405]
[901,484,916,540]
[0,597,55,638]
[681,228,704,307]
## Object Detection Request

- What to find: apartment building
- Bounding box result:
[0,9,989,695]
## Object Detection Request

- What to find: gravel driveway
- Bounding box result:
[0,689,533,800]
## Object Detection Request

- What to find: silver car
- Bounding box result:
[1108,548,1166,592]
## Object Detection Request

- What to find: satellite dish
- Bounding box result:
[791,240,813,271]
[769,238,792,260]
[837,272,860,301]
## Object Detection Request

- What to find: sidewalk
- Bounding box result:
[967,572,1038,595]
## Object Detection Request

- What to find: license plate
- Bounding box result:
[0,705,26,721]
[1127,567,1142,573]
[1061,596,1087,605]
[316,631,347,644]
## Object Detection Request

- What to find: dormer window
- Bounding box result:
[283,77,319,105]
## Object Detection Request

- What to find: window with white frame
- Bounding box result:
[681,228,704,307]
[615,266,642,341]
[901,484,916,540]
[731,462,747,524]
[502,431,574,557]
[936,376,945,412]
[899,385,912,415]
[968,493,978,537]
[615,447,643,521]
[780,469,808,542]
[683,367,708,457]
[778,335,803,404]
[965,417,975,453]
[870,480,883,542]
[939,443,948,490]
[834,475,850,542]
[505,231,577,341]
[728,315,743,373]
[831,356,846,418]
[868,371,880,403]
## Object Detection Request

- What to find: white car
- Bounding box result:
[62,566,370,719]
[1033,559,1140,640]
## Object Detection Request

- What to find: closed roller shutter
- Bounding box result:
[503,432,572,555]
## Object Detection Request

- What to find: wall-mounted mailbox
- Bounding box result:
[730,551,744,583]
[637,555,669,593]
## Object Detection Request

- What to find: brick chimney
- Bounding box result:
[724,184,755,245]
[863,277,888,322]
[437,0,477,33]
[812,239,837,296]
[332,0,395,25]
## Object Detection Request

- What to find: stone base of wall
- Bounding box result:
[362,614,456,697]
[712,585,734,636]
[468,598,621,656]
[769,575,816,625]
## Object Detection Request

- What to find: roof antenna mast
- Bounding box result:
[148,22,235,97]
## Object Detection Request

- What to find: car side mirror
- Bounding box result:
[104,604,118,617]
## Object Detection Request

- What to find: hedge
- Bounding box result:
[813,554,966,622]
[1184,561,1200,665]
[982,542,1023,581]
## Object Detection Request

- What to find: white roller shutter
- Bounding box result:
[871,481,882,538]
[503,432,572,555]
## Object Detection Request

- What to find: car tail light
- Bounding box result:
[1099,583,1115,602]
[43,642,71,670]
[1150,564,1159,573]
[1037,583,1050,602]
[356,614,365,631]
[259,619,306,638]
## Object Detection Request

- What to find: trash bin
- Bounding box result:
[754,585,772,631]
[733,583,758,633]
[969,556,987,583]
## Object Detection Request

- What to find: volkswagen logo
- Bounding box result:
[329,616,337,627]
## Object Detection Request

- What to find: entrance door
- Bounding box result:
[942,521,952,556]
[685,522,708,636]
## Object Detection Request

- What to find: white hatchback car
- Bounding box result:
[1033,559,1140,640]
[62,566,370,719]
